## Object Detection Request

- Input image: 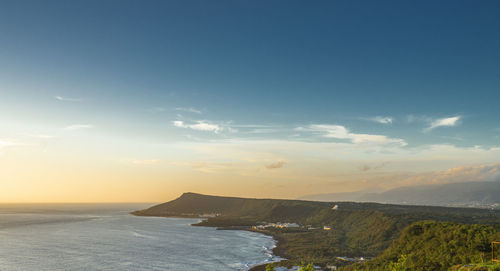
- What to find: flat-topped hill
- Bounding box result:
[133,192,500,224]
[133,192,327,220]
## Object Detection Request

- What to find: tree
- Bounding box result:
[266,263,276,271]
[299,263,315,271]
[389,254,408,271]
[474,235,490,263]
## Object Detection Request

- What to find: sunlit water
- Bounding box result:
[0,204,280,271]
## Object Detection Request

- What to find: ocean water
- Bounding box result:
[0,204,280,271]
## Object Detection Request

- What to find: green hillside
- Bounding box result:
[133,193,500,268]
[341,221,500,271]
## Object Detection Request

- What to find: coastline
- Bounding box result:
[200,225,289,271]
[245,229,288,271]
[132,213,287,271]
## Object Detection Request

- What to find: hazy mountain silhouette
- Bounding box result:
[299,179,500,208]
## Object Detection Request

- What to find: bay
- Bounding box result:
[0,204,280,271]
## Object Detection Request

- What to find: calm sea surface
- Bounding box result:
[0,204,280,271]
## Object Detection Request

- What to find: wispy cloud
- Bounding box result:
[22,133,56,139]
[407,115,418,123]
[424,116,461,132]
[175,107,202,114]
[247,128,281,134]
[266,161,285,169]
[132,159,160,165]
[0,139,17,148]
[366,116,393,124]
[54,96,83,102]
[360,161,389,172]
[147,107,166,113]
[440,135,464,141]
[232,124,274,128]
[406,114,430,123]
[300,124,407,146]
[229,124,278,134]
[63,124,94,131]
[173,121,222,133]
[172,161,233,174]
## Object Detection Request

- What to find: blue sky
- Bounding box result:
[1,1,500,201]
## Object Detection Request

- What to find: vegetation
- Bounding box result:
[265,262,315,271]
[341,221,500,271]
[265,262,276,271]
[133,193,500,270]
[299,263,316,271]
[449,262,500,271]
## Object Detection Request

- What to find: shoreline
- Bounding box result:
[133,213,288,271]
[204,226,289,271]
[234,228,288,271]
[245,229,288,271]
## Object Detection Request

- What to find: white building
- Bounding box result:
[278,223,300,228]
[254,222,301,229]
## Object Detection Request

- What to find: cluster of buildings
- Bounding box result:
[252,222,300,230]
[198,213,219,218]
[252,222,336,231]
[252,222,336,232]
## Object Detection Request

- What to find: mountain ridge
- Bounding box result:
[299,179,500,208]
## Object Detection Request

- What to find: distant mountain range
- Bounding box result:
[299,179,500,208]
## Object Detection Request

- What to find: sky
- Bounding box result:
[1,0,500,202]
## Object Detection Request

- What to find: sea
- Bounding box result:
[0,203,281,271]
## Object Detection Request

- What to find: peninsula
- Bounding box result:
[133,193,500,270]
